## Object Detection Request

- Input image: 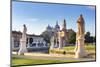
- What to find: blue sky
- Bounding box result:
[12,1,96,36]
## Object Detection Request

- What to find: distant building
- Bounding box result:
[12,31,22,48]
[12,31,49,53]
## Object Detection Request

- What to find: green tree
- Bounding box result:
[93,36,96,43]
[85,31,95,43]
[85,32,91,43]
[41,31,53,43]
[68,32,76,44]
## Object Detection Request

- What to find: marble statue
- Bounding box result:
[18,24,27,55]
[58,31,64,49]
[75,14,86,58]
[50,36,55,49]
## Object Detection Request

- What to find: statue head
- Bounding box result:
[77,14,84,24]
[23,24,27,32]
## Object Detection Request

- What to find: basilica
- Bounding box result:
[46,19,75,49]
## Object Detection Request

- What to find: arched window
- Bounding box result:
[26,38,28,44]
[29,38,33,44]
[14,41,19,48]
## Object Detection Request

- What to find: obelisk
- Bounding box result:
[75,14,86,58]
[18,24,27,55]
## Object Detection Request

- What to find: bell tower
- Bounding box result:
[62,19,67,34]
[61,19,67,47]
[63,19,66,29]
[55,20,60,32]
[62,19,67,33]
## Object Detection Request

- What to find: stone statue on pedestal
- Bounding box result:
[58,31,64,49]
[58,35,62,49]
[75,14,86,58]
[18,24,27,55]
[50,36,55,49]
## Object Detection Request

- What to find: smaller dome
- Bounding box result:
[46,24,52,30]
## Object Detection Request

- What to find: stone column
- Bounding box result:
[18,24,27,55]
[75,14,86,58]
[36,39,38,47]
[43,41,46,47]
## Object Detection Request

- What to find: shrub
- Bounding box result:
[49,49,66,55]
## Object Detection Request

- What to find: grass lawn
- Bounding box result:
[63,44,95,51]
[50,44,95,55]
[12,44,96,66]
[12,57,80,67]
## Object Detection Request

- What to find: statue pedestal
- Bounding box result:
[75,37,86,58]
[18,39,27,55]
[50,44,54,50]
[58,35,63,49]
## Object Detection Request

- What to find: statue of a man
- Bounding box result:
[75,14,86,58]
[50,36,55,49]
